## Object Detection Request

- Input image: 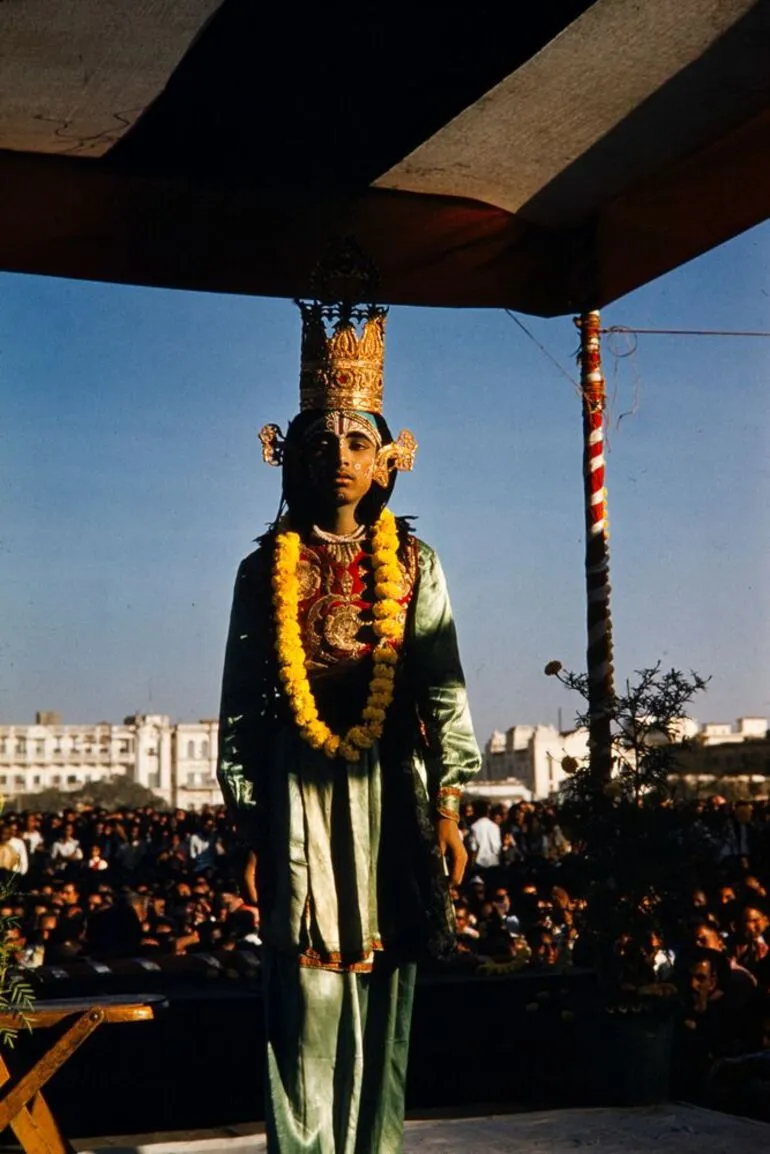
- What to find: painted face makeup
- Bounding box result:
[302,410,382,451]
[304,410,380,506]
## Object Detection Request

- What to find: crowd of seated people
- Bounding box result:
[0,806,258,966]
[1,794,770,1101]
[455,796,770,1101]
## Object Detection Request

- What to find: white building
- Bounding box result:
[699,717,768,745]
[174,719,220,809]
[0,712,221,808]
[481,724,590,799]
[479,716,769,801]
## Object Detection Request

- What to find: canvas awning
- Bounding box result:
[1,0,769,314]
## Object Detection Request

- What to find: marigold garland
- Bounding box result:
[273,509,404,762]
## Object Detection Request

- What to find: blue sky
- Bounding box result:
[2,223,769,743]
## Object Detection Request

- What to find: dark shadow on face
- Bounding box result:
[280,409,397,531]
[304,424,378,514]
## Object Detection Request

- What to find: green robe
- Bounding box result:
[217,529,480,1150]
[218,531,480,963]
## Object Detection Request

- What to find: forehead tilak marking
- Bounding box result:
[302,410,382,448]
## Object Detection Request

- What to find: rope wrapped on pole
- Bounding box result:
[576,311,615,784]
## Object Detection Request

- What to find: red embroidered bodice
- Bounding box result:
[296,536,418,686]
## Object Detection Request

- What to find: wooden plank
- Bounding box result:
[0,1045,73,1154]
[0,1010,104,1133]
[0,995,165,1030]
[10,1092,76,1154]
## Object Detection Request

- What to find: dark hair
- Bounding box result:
[682,945,730,992]
[278,409,396,533]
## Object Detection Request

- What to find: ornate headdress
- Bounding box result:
[259,239,417,485]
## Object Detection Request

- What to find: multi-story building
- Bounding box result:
[478,716,769,801]
[5,710,766,809]
[672,717,770,797]
[0,712,221,808]
[481,724,590,800]
[697,717,767,745]
[173,719,220,809]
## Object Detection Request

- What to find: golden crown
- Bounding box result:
[297,237,387,414]
[258,239,417,475]
[298,302,386,413]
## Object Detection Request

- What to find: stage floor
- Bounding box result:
[78,1102,770,1154]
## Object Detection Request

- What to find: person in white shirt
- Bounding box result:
[6,821,29,875]
[50,823,83,867]
[188,819,217,872]
[87,844,110,872]
[0,826,21,873]
[469,803,502,870]
[22,815,44,860]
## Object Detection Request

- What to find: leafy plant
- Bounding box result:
[545,661,709,992]
[551,662,710,805]
[0,870,35,1047]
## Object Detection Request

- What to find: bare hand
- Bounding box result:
[436,818,467,886]
[241,848,259,905]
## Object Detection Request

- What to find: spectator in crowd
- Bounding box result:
[22,814,43,860]
[689,918,756,1009]
[6,821,29,876]
[453,902,480,951]
[466,875,488,919]
[188,817,218,872]
[0,826,21,875]
[115,823,148,877]
[468,801,501,872]
[673,945,755,1100]
[500,829,523,866]
[87,843,110,873]
[50,822,83,869]
[526,925,560,969]
[734,905,770,974]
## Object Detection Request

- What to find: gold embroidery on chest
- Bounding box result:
[324,602,368,654]
[297,535,418,670]
[297,554,322,600]
[305,597,368,662]
[340,568,354,596]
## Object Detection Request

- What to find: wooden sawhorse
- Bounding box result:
[0,994,166,1154]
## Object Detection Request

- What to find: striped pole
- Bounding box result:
[576,311,615,784]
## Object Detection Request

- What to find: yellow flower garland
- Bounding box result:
[273,508,404,762]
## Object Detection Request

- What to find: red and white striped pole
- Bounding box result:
[576,311,615,784]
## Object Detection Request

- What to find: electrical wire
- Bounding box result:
[602,325,770,338]
[504,310,581,395]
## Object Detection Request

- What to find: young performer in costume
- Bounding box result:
[217,249,480,1153]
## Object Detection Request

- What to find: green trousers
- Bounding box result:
[263,948,416,1153]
